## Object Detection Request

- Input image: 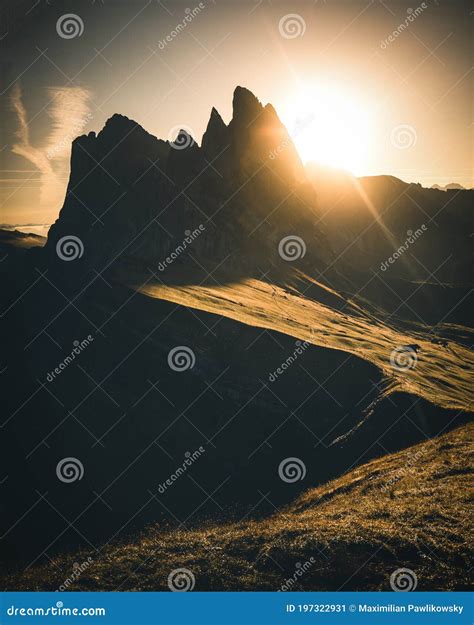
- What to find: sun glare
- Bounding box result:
[280,86,372,175]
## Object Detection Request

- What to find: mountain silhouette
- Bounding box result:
[431,182,467,191]
[45,86,328,280]
[42,86,473,320]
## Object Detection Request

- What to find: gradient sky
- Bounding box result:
[0,0,472,228]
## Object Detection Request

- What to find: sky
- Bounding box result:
[0,0,472,228]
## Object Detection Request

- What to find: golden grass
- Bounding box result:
[131,273,473,412]
[5,423,472,591]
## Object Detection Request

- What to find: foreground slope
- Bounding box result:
[4,423,472,591]
[1,229,471,570]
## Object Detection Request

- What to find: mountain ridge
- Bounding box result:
[44,85,329,278]
[44,86,472,289]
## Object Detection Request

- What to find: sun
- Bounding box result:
[279,85,372,175]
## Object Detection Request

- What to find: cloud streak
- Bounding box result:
[10,83,92,209]
[11,83,53,179]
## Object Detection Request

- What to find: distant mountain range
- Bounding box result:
[431,183,468,191]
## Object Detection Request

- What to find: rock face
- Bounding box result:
[43,83,473,296]
[45,87,328,277]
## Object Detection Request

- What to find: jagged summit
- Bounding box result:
[97,113,157,144]
[101,112,137,132]
[70,86,294,166]
[45,86,323,273]
[85,87,281,151]
[208,106,225,126]
[202,107,227,157]
[231,85,263,121]
[85,87,269,150]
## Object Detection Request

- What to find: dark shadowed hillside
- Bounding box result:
[2,424,472,591]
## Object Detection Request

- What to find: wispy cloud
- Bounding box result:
[10,83,92,209]
[45,86,93,160]
[11,83,53,178]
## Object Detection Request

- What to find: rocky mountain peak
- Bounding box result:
[45,87,318,271]
[202,107,228,158]
[231,86,263,123]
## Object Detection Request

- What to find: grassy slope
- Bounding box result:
[4,423,472,591]
[131,273,473,412]
[2,236,471,590]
